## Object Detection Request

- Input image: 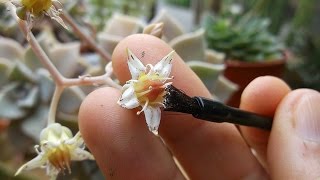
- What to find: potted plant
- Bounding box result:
[204,15,286,107]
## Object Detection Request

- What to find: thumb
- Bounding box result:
[268,89,320,179]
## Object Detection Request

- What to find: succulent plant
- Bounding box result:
[165,0,190,7]
[204,15,284,62]
[0,35,88,141]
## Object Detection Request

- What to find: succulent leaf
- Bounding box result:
[187,61,225,91]
[21,106,49,141]
[58,87,85,115]
[204,16,284,62]
[0,83,29,120]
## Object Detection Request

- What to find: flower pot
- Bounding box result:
[223,58,286,107]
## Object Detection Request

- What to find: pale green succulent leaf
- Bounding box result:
[21,106,49,141]
[212,76,239,103]
[188,61,225,91]
[17,86,39,108]
[150,9,184,41]
[0,58,14,87]
[49,42,81,78]
[0,37,24,60]
[0,83,28,120]
[24,46,43,71]
[8,61,37,82]
[170,29,206,62]
[37,69,55,104]
[58,87,85,115]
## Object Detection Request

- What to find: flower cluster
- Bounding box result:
[2,0,67,29]
[15,123,94,179]
[118,48,174,135]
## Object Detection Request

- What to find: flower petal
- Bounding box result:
[144,106,161,135]
[46,6,68,29]
[118,84,140,109]
[127,48,146,79]
[46,163,60,180]
[66,131,84,148]
[71,148,95,161]
[153,51,174,78]
[15,154,47,176]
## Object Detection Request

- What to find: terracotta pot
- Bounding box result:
[223,58,286,107]
[0,119,10,133]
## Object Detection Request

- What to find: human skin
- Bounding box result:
[79,34,320,179]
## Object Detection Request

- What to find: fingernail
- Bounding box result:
[295,93,320,143]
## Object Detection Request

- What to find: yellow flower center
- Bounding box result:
[134,72,166,105]
[21,0,52,16]
[47,144,72,173]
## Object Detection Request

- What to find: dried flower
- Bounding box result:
[15,123,94,179]
[2,0,67,29]
[118,48,174,135]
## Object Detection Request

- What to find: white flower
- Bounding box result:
[1,0,67,29]
[118,48,174,135]
[15,123,94,179]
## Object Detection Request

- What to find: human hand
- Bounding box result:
[79,34,320,179]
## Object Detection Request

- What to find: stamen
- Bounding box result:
[153,102,165,107]
[161,82,173,88]
[34,145,41,154]
[137,100,149,115]
[146,64,154,75]
[127,79,139,83]
[136,89,152,98]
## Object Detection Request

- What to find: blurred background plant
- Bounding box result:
[0,0,319,179]
[208,0,320,90]
[204,15,284,62]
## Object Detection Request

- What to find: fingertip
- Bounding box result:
[268,89,320,179]
[240,76,291,116]
[239,76,291,168]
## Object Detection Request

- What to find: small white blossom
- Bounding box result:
[1,0,67,29]
[118,48,174,135]
[15,123,94,180]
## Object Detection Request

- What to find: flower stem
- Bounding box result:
[48,85,64,124]
[18,20,66,85]
[12,7,120,89]
[59,10,112,62]
[64,74,121,89]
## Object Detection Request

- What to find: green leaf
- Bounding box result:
[37,69,55,104]
[58,87,85,115]
[212,76,238,103]
[17,86,39,108]
[24,46,43,71]
[0,58,13,87]
[150,10,184,41]
[49,42,81,78]
[21,106,49,141]
[0,37,24,60]
[169,29,206,62]
[8,61,37,82]
[0,83,28,120]
[188,61,225,91]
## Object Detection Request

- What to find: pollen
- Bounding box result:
[134,73,167,105]
[47,144,72,173]
[21,0,52,16]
